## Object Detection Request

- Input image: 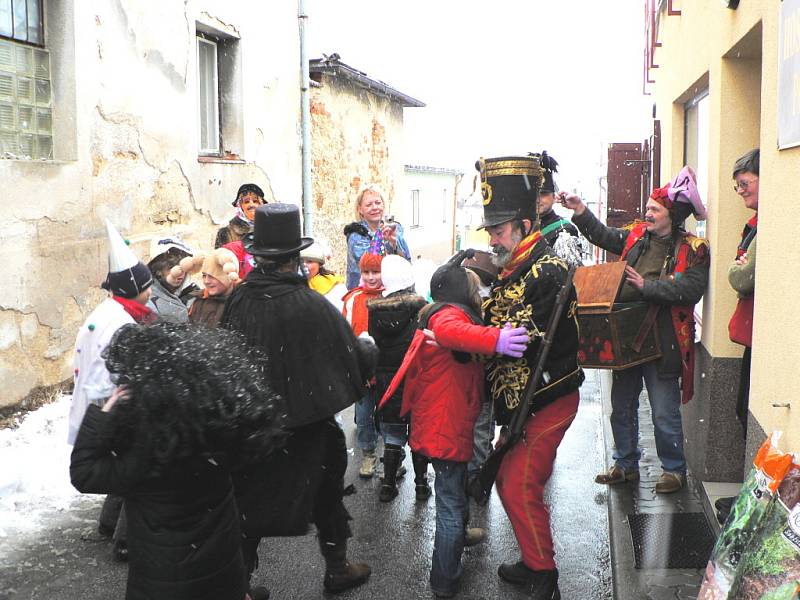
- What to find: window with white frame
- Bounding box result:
[0,0,44,45]
[411,190,420,227]
[195,25,243,158]
[684,88,709,336]
[197,36,219,155]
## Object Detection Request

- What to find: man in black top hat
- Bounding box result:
[221,203,374,598]
[214,183,266,248]
[476,155,584,600]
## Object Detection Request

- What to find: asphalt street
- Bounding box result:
[0,370,611,599]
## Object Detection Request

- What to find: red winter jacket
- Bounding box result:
[381,305,499,462]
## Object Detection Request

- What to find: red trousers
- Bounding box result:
[496,391,580,571]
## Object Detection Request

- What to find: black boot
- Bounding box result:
[379,445,402,502]
[319,539,371,593]
[412,452,432,501]
[498,562,560,600]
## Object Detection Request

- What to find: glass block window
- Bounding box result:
[0,37,51,159]
[0,0,43,45]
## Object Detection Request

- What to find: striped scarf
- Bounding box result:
[499,230,542,279]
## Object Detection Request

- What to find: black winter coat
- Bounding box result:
[70,405,247,600]
[367,292,427,424]
[572,209,709,377]
[221,269,371,428]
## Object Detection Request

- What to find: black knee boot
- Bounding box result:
[412,452,432,501]
[379,444,402,502]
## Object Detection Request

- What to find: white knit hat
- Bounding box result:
[300,242,326,265]
[381,255,415,297]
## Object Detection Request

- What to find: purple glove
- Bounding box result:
[495,323,530,358]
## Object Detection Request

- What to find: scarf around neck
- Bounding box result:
[500,230,543,279]
[113,295,156,324]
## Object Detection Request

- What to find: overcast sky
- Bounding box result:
[307,0,653,200]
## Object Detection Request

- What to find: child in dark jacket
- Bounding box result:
[380,251,529,598]
[367,255,428,502]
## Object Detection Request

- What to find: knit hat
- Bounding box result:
[300,242,327,265]
[101,220,153,299]
[359,252,383,273]
[429,250,475,305]
[171,248,240,286]
[148,234,193,262]
[381,255,415,297]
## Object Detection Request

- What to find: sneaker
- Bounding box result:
[594,465,639,485]
[464,527,487,547]
[359,451,378,479]
[396,464,407,479]
[415,482,432,501]
[655,471,684,494]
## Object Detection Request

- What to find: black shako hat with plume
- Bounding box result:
[476,155,544,229]
[533,151,559,194]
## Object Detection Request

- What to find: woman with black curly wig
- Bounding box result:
[70,322,285,600]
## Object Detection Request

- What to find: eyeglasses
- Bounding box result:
[733,178,757,192]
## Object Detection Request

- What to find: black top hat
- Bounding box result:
[243,204,313,257]
[535,151,559,194]
[232,183,265,207]
[477,155,543,229]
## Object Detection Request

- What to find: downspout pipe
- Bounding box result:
[299,0,313,236]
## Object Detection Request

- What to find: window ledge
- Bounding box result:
[197,155,245,164]
[0,157,75,165]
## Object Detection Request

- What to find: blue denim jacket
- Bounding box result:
[346,220,411,289]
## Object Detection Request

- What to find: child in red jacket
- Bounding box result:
[380,251,528,598]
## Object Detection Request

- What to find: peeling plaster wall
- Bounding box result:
[0,0,302,408]
[310,76,406,276]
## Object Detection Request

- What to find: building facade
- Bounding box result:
[401,165,461,263]
[309,56,424,276]
[648,0,800,477]
[0,1,303,408]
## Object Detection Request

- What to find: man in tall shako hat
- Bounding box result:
[69,219,156,561]
[221,203,376,599]
[478,155,584,599]
[561,167,709,494]
[531,151,583,268]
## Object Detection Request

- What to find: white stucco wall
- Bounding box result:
[0,0,302,407]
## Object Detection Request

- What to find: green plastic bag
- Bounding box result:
[729,464,800,600]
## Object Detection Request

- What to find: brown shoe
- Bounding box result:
[464,527,487,547]
[655,471,683,494]
[594,466,640,485]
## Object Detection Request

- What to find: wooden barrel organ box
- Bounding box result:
[572,262,661,370]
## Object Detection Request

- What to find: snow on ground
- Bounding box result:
[0,394,84,539]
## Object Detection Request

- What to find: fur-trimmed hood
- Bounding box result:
[367,292,427,337]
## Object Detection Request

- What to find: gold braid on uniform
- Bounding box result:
[485,254,568,411]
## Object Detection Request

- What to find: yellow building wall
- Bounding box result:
[654,0,800,450]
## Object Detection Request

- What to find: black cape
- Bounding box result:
[221,269,369,429]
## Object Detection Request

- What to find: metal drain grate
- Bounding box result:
[628,512,715,569]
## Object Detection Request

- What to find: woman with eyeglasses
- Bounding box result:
[715,148,759,524]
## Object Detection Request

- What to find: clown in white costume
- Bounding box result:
[68,220,154,445]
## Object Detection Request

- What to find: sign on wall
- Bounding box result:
[779,0,800,149]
